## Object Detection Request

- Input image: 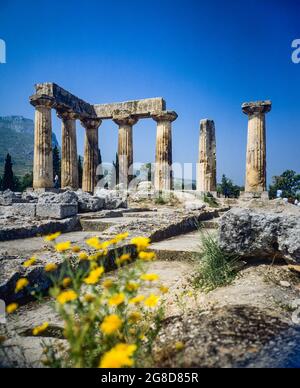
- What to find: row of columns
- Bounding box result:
[197,100,271,195]
[31,95,178,193]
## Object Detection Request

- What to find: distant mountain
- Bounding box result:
[0,116,59,177]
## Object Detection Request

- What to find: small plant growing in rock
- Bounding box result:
[194,232,239,292]
[203,193,219,208]
[3,233,167,368]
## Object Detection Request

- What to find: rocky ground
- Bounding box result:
[0,190,300,368]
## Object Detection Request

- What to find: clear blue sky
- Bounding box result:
[0,0,299,185]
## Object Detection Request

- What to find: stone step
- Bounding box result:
[151,230,217,261]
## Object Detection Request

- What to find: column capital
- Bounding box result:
[30,95,56,109]
[242,100,272,116]
[56,109,78,121]
[152,111,178,123]
[80,118,102,130]
[113,113,138,126]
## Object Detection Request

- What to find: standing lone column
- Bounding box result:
[153,111,178,191]
[57,110,79,190]
[81,118,102,193]
[242,100,272,194]
[113,115,138,187]
[197,119,217,193]
[30,96,55,189]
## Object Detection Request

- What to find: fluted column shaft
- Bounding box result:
[197,119,217,192]
[81,118,102,193]
[113,116,138,186]
[30,96,55,189]
[242,101,271,193]
[58,111,78,190]
[153,111,178,191]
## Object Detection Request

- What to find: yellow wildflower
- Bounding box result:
[32,322,49,336]
[129,295,145,305]
[108,293,125,307]
[159,285,169,294]
[131,237,151,252]
[100,315,123,335]
[144,294,160,308]
[23,257,36,268]
[15,278,29,293]
[44,232,61,242]
[115,232,129,242]
[57,290,78,305]
[99,343,137,368]
[103,279,114,289]
[44,263,58,272]
[138,251,156,261]
[86,237,101,250]
[55,241,71,252]
[84,266,105,285]
[116,253,131,266]
[129,311,142,324]
[140,273,159,282]
[84,294,95,303]
[62,277,72,288]
[101,239,117,250]
[126,282,140,292]
[78,251,89,261]
[6,303,18,314]
[175,341,185,351]
[71,245,81,253]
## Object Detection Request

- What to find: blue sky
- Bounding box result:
[0,0,299,185]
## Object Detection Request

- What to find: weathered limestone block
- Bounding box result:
[75,190,105,213]
[12,203,37,218]
[242,100,271,193]
[94,98,166,119]
[36,204,78,219]
[219,207,300,263]
[57,110,79,190]
[197,119,217,192]
[94,188,128,209]
[0,190,25,206]
[153,111,178,191]
[81,118,102,193]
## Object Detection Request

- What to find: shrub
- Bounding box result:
[194,232,239,292]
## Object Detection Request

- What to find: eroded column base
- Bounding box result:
[240,191,269,200]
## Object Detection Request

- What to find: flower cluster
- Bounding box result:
[6,231,167,368]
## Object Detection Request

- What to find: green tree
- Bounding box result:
[19,172,33,192]
[53,146,61,180]
[269,170,300,199]
[2,153,15,191]
[217,174,242,198]
[78,156,83,189]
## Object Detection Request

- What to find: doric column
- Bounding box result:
[81,118,102,193]
[242,100,272,193]
[197,119,217,192]
[30,95,55,189]
[57,110,79,190]
[113,115,138,186]
[153,111,178,191]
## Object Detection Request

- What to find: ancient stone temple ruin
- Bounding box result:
[30,83,178,193]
